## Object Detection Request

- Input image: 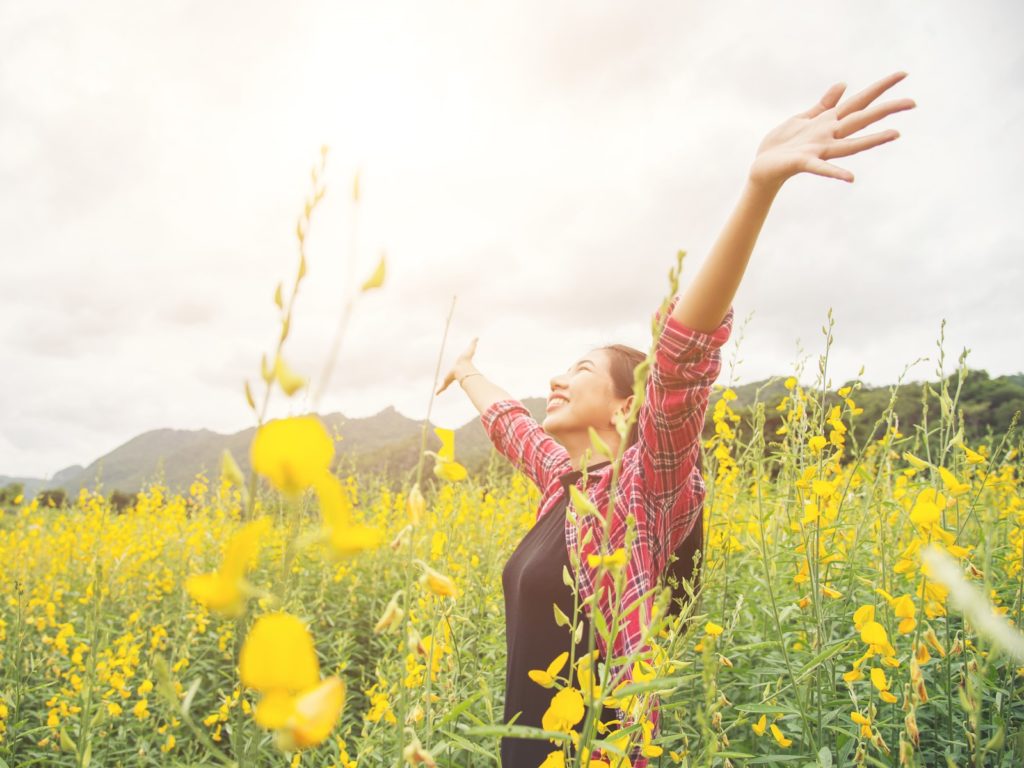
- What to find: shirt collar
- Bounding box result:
[557,459,612,490]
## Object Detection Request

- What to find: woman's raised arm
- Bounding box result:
[672,70,915,334]
[637,70,915,546]
[437,338,571,493]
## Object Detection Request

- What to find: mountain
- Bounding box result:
[5,367,1022,502]
[2,399,550,500]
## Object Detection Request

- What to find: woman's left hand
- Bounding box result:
[749,70,916,190]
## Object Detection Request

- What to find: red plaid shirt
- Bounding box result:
[481,293,734,765]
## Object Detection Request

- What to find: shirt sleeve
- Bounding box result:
[634,294,734,544]
[480,398,572,493]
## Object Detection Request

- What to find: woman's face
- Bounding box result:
[544,349,629,441]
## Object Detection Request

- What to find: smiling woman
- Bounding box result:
[436,70,916,766]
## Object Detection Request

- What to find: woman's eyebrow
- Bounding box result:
[566,358,596,373]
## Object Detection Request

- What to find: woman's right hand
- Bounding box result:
[436,337,479,395]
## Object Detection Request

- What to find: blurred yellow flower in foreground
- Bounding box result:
[272,355,308,397]
[239,612,345,749]
[185,517,271,616]
[251,415,334,498]
[312,472,385,557]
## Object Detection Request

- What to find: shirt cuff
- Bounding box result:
[480,398,526,438]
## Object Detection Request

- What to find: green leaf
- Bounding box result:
[568,484,599,517]
[182,677,202,717]
[463,724,571,743]
[734,703,802,715]
[436,690,484,727]
[607,675,690,697]
[818,746,833,768]
[793,639,853,684]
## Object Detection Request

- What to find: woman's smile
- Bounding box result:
[546,395,569,412]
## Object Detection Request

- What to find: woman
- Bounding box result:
[438,71,916,767]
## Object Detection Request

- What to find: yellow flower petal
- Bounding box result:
[239,613,320,694]
[541,687,584,732]
[860,621,889,648]
[251,416,335,497]
[704,621,724,637]
[254,689,295,729]
[752,713,767,736]
[360,251,386,292]
[291,676,345,747]
[769,722,792,748]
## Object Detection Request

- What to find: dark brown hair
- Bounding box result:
[597,343,647,451]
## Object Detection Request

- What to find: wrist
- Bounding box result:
[746,168,785,198]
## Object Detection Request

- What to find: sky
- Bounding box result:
[2,1,1022,480]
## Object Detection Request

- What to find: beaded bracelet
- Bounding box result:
[458,372,483,386]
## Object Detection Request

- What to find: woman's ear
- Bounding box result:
[612,395,635,424]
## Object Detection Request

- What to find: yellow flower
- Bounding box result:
[751,713,767,736]
[240,613,320,703]
[860,621,889,648]
[417,561,458,598]
[313,472,384,557]
[938,467,970,497]
[185,518,271,616]
[539,752,566,768]
[132,698,149,720]
[910,488,945,529]
[587,548,628,570]
[542,687,585,732]
[251,416,335,498]
[892,595,917,634]
[811,479,834,498]
[288,677,346,748]
[784,376,797,390]
[528,651,569,688]
[704,621,724,637]
[902,451,931,470]
[427,427,468,482]
[373,593,404,634]
[769,722,792,748]
[853,605,875,631]
[870,667,897,703]
[360,251,386,292]
[800,502,820,525]
[958,442,986,464]
[850,711,872,738]
[808,435,827,454]
[272,355,307,397]
[239,613,344,748]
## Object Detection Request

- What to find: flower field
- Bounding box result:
[1,366,1022,767]
[3,155,1022,767]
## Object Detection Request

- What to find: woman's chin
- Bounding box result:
[541,412,562,434]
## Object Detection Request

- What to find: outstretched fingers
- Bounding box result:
[824,128,901,160]
[835,97,916,139]
[799,82,846,119]
[835,71,909,121]
[802,157,854,184]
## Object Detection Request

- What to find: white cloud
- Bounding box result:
[1,0,1022,478]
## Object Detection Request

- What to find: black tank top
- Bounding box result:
[501,459,704,766]
[501,460,618,767]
